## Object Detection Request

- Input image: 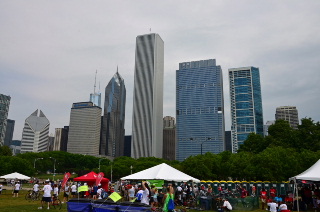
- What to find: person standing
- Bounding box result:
[260,188,268,210]
[71,182,77,198]
[0,183,3,195]
[128,185,135,202]
[39,180,53,210]
[141,181,150,205]
[267,199,278,212]
[163,184,175,212]
[62,182,71,203]
[13,181,21,197]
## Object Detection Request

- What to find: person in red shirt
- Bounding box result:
[241,187,248,198]
[260,188,268,210]
[270,187,277,199]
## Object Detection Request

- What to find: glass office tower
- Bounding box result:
[101,71,126,158]
[0,94,11,146]
[228,66,264,152]
[176,59,225,161]
[131,33,164,158]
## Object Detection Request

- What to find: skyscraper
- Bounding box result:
[4,119,15,146]
[20,110,50,153]
[131,33,164,158]
[101,70,126,158]
[0,94,11,146]
[90,71,102,107]
[53,126,69,151]
[176,59,225,161]
[163,116,176,161]
[67,102,101,156]
[229,66,264,152]
[275,106,299,129]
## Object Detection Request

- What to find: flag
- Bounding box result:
[95,172,104,186]
[78,185,89,192]
[109,191,122,202]
[61,172,71,189]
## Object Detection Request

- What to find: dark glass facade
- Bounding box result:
[101,71,126,157]
[176,59,225,161]
[229,67,264,152]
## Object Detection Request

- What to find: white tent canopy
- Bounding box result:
[0,172,30,180]
[290,159,320,181]
[121,163,200,182]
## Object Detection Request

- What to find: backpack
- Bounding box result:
[136,192,143,201]
[168,194,175,211]
[101,189,108,199]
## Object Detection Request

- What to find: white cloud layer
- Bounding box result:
[1,0,320,140]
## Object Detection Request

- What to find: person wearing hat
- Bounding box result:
[38,180,53,210]
[223,198,232,211]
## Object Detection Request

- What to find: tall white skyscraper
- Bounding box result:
[20,110,50,153]
[131,33,164,158]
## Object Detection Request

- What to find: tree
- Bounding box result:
[238,133,268,154]
[0,145,12,156]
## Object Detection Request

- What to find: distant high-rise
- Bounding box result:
[101,70,126,158]
[131,33,164,158]
[90,71,102,107]
[225,131,232,152]
[176,59,225,161]
[275,106,299,129]
[0,94,11,146]
[229,66,264,152]
[20,110,50,153]
[124,135,132,157]
[67,102,101,156]
[264,120,275,136]
[53,126,69,151]
[163,116,176,161]
[4,119,15,146]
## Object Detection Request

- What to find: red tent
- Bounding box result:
[73,171,109,191]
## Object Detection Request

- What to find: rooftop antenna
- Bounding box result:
[94,70,97,94]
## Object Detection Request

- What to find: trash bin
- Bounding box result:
[119,201,151,212]
[67,198,93,212]
[92,200,119,212]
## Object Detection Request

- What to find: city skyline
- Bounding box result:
[1,1,320,141]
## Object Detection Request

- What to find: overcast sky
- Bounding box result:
[1,0,320,140]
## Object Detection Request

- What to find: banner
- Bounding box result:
[61,172,71,189]
[96,172,104,186]
[148,180,164,189]
[109,191,122,202]
[78,185,89,192]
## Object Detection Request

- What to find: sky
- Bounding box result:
[1,0,320,140]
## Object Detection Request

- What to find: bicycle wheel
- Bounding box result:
[25,191,32,201]
[52,199,62,210]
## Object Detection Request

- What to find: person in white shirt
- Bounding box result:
[141,182,150,205]
[39,181,53,210]
[53,184,59,198]
[128,185,136,201]
[71,183,77,198]
[0,183,3,195]
[13,181,21,197]
[267,200,278,212]
[33,182,40,193]
[97,186,103,199]
[223,199,233,211]
[278,202,288,211]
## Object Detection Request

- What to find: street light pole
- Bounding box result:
[130,165,133,174]
[34,158,43,169]
[49,157,56,181]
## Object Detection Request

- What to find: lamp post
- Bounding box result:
[34,158,43,169]
[130,165,133,175]
[98,158,106,172]
[49,157,56,181]
[190,137,212,155]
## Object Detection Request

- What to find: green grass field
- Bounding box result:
[0,189,68,212]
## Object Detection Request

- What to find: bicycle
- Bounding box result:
[50,195,62,210]
[25,190,40,201]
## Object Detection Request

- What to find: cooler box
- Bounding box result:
[119,202,151,212]
[67,198,93,212]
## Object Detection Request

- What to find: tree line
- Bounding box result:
[0,118,319,182]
